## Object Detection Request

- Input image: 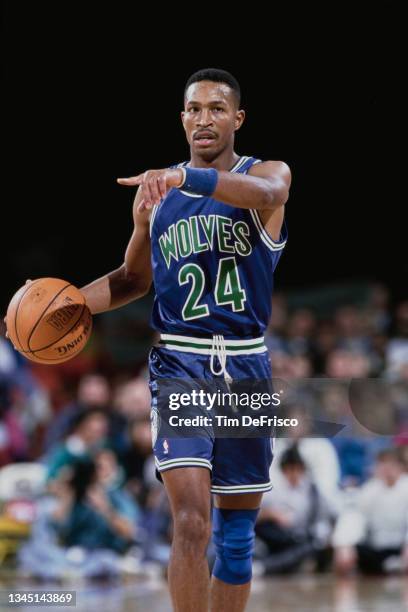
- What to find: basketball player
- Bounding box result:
[8,69,291,611]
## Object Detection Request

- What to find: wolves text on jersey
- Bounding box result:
[158,214,252,269]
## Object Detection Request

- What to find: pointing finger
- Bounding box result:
[117,175,143,186]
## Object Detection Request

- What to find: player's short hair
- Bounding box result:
[184,68,241,107]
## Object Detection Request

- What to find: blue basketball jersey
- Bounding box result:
[150,155,287,339]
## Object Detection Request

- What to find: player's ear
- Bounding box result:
[234,109,245,132]
[180,111,187,132]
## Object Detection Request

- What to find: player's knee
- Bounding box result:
[212,507,260,585]
[174,509,211,552]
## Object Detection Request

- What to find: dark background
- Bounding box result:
[2,5,405,313]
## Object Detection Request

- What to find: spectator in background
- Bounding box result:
[333,448,408,575]
[49,457,137,554]
[43,407,109,484]
[108,377,152,458]
[325,348,372,379]
[113,378,151,422]
[270,404,341,515]
[335,306,371,355]
[121,419,153,507]
[0,377,28,466]
[386,301,408,380]
[94,447,141,523]
[94,448,141,536]
[365,284,391,335]
[286,308,317,357]
[312,320,338,375]
[256,446,333,574]
[326,349,392,485]
[17,449,141,581]
[265,293,288,354]
[1,327,51,459]
[44,374,111,451]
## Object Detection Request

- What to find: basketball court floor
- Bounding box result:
[1,574,406,611]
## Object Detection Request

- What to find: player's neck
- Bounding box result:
[188,150,240,172]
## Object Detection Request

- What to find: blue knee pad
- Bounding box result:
[212,507,260,585]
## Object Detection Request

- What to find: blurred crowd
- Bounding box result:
[0,283,407,580]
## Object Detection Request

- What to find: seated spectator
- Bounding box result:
[256,445,333,574]
[113,378,151,422]
[43,407,109,484]
[333,448,408,574]
[270,406,342,514]
[17,454,141,581]
[94,447,141,527]
[121,419,152,506]
[49,456,138,554]
[44,374,111,452]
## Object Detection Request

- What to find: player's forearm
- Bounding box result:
[81,264,151,314]
[212,171,289,211]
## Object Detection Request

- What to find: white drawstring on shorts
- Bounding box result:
[210,334,233,384]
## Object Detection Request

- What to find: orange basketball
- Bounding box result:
[5,278,92,364]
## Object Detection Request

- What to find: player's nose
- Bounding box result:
[196,108,213,126]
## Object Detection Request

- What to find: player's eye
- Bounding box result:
[188,106,199,113]
[213,107,224,112]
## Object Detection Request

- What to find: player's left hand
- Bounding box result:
[2,280,32,344]
[117,168,184,212]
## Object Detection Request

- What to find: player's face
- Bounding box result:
[181,81,244,157]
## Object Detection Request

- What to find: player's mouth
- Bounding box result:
[194,131,217,147]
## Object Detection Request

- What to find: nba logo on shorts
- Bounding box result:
[163,439,169,454]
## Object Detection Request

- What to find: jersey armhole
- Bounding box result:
[247,158,288,252]
[149,206,160,237]
[249,209,288,252]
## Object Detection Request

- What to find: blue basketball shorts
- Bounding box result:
[148,333,274,495]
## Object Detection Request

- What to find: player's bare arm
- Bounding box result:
[80,188,152,314]
[247,160,291,242]
[213,159,291,211]
[118,160,291,214]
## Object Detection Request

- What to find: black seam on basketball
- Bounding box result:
[27,283,74,353]
[14,279,43,352]
[31,316,92,361]
[28,302,87,353]
[18,303,88,354]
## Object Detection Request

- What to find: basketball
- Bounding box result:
[5,278,92,364]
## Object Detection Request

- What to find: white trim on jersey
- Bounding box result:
[210,481,273,494]
[249,209,287,252]
[158,333,267,356]
[160,333,265,346]
[155,456,212,471]
[149,204,159,237]
[230,155,249,173]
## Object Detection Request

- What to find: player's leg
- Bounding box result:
[162,466,212,612]
[210,492,262,612]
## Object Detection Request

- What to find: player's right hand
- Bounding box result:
[117,167,184,212]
